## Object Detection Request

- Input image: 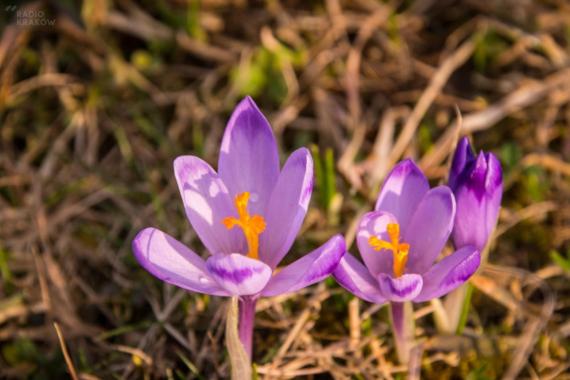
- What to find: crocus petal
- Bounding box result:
[132,228,228,296]
[375,159,429,232]
[206,253,272,296]
[377,273,423,302]
[356,211,398,276]
[259,148,313,268]
[174,156,245,255]
[405,186,456,274]
[452,152,502,251]
[218,96,280,215]
[449,137,475,190]
[261,235,345,296]
[333,253,387,304]
[414,246,480,302]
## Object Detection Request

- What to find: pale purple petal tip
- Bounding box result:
[415,246,480,302]
[218,96,280,215]
[377,273,423,302]
[261,234,345,297]
[375,159,429,230]
[333,253,387,304]
[206,253,272,296]
[132,227,228,296]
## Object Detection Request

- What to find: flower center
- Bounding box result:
[368,223,410,278]
[222,192,266,260]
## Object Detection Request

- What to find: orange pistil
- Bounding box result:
[222,192,266,260]
[368,223,410,277]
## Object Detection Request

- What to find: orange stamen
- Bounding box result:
[222,192,266,260]
[368,223,410,277]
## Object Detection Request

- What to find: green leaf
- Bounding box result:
[186,0,206,41]
[311,145,326,209]
[499,142,522,173]
[473,30,509,72]
[523,166,548,202]
[0,248,12,283]
[550,250,570,272]
[311,145,337,212]
[2,338,38,366]
[323,148,337,209]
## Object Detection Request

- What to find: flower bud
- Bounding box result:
[449,137,502,251]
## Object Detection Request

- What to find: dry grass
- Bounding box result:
[0,0,569,378]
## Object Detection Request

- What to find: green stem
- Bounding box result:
[456,283,474,334]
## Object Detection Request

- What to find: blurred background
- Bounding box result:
[1,0,569,378]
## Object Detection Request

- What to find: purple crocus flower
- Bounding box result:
[132,96,345,356]
[449,137,502,252]
[333,159,480,305]
[332,159,480,362]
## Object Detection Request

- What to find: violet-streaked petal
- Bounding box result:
[333,253,387,304]
[261,235,345,296]
[449,136,475,190]
[218,96,280,215]
[259,148,313,268]
[377,273,423,302]
[132,228,229,296]
[452,152,502,251]
[484,153,503,231]
[356,211,398,276]
[375,159,429,232]
[174,156,245,255]
[405,186,456,274]
[206,253,272,296]
[414,246,480,302]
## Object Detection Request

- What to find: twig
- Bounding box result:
[54,322,79,380]
[421,67,570,169]
[388,39,475,165]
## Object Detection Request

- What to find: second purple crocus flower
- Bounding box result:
[333,159,480,362]
[441,137,503,334]
[132,96,345,357]
[334,159,480,304]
